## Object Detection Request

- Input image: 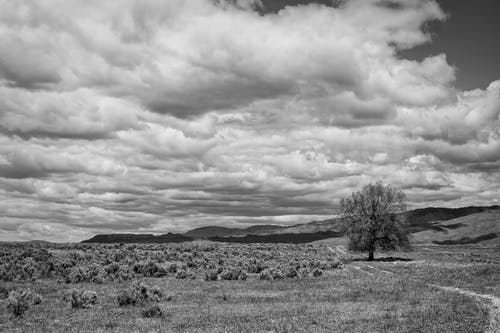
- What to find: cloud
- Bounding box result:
[401,79,500,144]
[0,87,142,139]
[0,137,128,180]
[0,0,499,241]
[0,0,450,117]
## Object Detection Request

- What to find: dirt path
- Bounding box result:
[359,262,500,332]
[362,263,500,332]
[326,246,500,332]
[429,285,500,333]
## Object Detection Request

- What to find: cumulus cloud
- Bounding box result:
[0,87,142,139]
[0,0,498,241]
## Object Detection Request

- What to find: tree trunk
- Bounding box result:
[368,249,374,261]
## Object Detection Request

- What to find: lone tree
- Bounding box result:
[340,181,411,261]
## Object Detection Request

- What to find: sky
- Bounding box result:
[0,0,499,242]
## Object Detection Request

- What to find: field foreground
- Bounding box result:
[0,241,499,332]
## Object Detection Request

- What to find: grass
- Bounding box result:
[0,261,490,332]
[360,245,500,297]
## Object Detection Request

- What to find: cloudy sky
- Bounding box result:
[1,0,499,242]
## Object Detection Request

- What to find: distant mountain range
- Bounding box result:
[182,224,293,238]
[81,232,192,244]
[82,205,500,245]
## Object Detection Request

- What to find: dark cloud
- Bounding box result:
[0,127,112,141]
[0,41,61,89]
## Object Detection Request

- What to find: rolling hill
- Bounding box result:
[406,205,500,233]
[412,209,500,245]
[82,233,192,244]
[183,224,291,239]
[208,230,343,244]
[187,205,500,238]
[81,205,500,245]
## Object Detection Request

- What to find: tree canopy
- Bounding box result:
[340,181,411,260]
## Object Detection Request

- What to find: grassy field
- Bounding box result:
[348,245,500,297]
[0,242,498,332]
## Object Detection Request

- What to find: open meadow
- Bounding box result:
[1,241,498,333]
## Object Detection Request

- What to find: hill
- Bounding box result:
[181,219,343,239]
[82,233,192,244]
[200,205,500,238]
[183,224,290,239]
[406,205,500,233]
[80,205,500,244]
[269,218,342,234]
[412,209,500,245]
[199,205,500,244]
[267,205,500,236]
[25,240,53,245]
[208,230,342,244]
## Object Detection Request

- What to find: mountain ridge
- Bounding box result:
[81,232,192,244]
[81,205,500,244]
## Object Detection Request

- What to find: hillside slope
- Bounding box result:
[270,205,500,235]
[413,210,500,245]
[202,206,500,244]
[80,205,500,244]
[406,205,499,233]
[82,233,192,244]
[183,224,290,239]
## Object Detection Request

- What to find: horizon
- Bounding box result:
[6,203,499,243]
[1,0,500,243]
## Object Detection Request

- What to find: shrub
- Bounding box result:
[65,267,88,283]
[117,281,163,306]
[102,262,134,282]
[65,265,107,284]
[219,267,248,281]
[88,264,107,283]
[298,269,309,278]
[136,281,163,302]
[285,267,298,278]
[259,268,285,281]
[0,286,9,299]
[142,305,163,318]
[133,260,167,277]
[66,289,97,309]
[117,265,134,281]
[166,262,178,273]
[247,261,266,273]
[7,291,29,317]
[175,269,194,279]
[312,269,323,277]
[204,270,218,281]
[7,288,42,317]
[105,262,120,275]
[117,290,137,306]
[327,258,344,269]
[175,269,188,279]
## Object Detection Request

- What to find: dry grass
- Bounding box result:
[1,243,497,332]
[362,245,500,297]
[0,265,489,332]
